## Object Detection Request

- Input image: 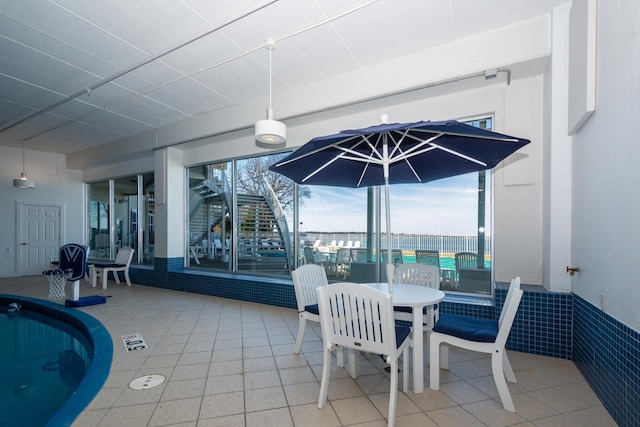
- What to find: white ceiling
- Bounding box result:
[0,0,568,159]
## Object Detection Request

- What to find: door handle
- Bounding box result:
[20,242,28,246]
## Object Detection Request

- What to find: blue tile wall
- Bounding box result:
[495,282,573,359]
[573,294,639,427]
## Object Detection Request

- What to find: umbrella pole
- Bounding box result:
[383,137,394,292]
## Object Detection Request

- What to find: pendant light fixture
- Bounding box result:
[13,141,35,189]
[255,39,286,145]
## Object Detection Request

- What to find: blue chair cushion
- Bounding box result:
[304,303,319,315]
[92,263,126,269]
[394,304,438,314]
[395,325,411,349]
[432,314,498,343]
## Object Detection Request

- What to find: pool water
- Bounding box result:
[0,303,92,427]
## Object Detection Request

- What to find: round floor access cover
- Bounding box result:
[129,374,165,390]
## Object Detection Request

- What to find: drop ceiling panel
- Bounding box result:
[108,97,191,128]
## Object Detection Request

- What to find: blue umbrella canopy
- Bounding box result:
[270,119,530,289]
[269,120,530,187]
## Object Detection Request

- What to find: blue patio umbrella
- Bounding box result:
[269,118,531,290]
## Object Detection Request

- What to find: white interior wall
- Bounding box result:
[571,0,640,329]
[0,146,84,277]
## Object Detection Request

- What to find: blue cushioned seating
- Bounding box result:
[395,326,411,348]
[92,263,125,269]
[432,313,498,343]
[304,303,319,315]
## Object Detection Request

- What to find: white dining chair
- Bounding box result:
[316,282,410,427]
[291,264,328,354]
[393,263,441,330]
[429,276,523,412]
[92,246,135,289]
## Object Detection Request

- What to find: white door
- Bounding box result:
[17,203,61,276]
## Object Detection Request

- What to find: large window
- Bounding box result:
[87,173,154,264]
[185,117,494,295]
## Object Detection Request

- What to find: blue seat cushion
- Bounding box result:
[394,304,438,314]
[432,314,498,343]
[395,325,411,349]
[92,263,125,269]
[304,303,319,315]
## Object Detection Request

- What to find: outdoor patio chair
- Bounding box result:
[430,277,523,412]
[393,264,441,330]
[316,282,409,427]
[92,246,135,289]
[331,247,351,279]
[381,249,403,266]
[291,264,327,353]
[455,251,479,270]
[415,249,441,269]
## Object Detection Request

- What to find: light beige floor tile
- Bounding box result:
[279,366,317,385]
[368,391,423,418]
[170,363,210,381]
[97,402,157,427]
[563,405,618,426]
[284,382,321,406]
[463,398,526,426]
[290,403,342,427]
[160,378,206,401]
[394,412,439,427]
[205,373,244,395]
[427,406,486,427]
[527,388,592,413]
[439,379,492,405]
[331,396,385,425]
[246,407,293,427]
[199,391,245,419]
[243,345,273,358]
[244,370,282,389]
[325,377,365,400]
[244,386,288,412]
[196,414,245,427]
[243,356,277,372]
[208,359,243,376]
[148,397,202,426]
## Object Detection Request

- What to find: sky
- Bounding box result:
[297,172,490,236]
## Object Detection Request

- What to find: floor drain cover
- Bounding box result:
[129,374,165,390]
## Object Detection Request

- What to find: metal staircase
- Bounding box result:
[188,166,293,270]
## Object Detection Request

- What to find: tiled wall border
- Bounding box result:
[573,294,639,427]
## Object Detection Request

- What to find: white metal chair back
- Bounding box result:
[316,282,409,427]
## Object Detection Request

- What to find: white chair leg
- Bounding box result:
[503,351,517,383]
[429,337,441,390]
[440,344,449,369]
[402,347,409,394]
[317,347,332,409]
[114,272,121,284]
[102,270,109,289]
[124,270,132,286]
[347,348,356,378]
[492,350,515,412]
[294,315,306,354]
[336,346,344,368]
[388,358,398,427]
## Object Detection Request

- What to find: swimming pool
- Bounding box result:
[0,295,112,427]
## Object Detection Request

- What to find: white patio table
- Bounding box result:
[362,282,445,393]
